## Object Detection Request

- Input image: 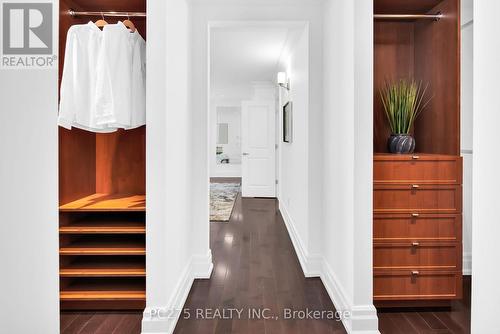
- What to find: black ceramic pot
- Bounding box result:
[388,134,415,154]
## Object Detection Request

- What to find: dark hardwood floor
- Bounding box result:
[61,192,471,334]
[60,312,142,334]
[174,196,346,334]
[378,276,471,334]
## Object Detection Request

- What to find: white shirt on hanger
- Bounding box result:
[59,21,146,132]
[95,21,133,129]
[94,22,146,130]
[58,22,116,133]
[128,29,146,129]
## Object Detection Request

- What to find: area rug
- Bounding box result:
[210,183,240,222]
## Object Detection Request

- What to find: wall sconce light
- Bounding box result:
[277,72,290,90]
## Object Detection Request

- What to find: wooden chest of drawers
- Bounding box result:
[373,154,463,304]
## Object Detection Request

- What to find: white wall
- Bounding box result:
[322,0,378,332]
[143,0,212,332]
[0,1,59,332]
[461,0,473,276]
[277,25,313,268]
[472,0,500,333]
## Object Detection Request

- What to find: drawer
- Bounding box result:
[373,270,462,300]
[373,241,461,270]
[374,184,462,214]
[374,154,462,184]
[374,214,461,242]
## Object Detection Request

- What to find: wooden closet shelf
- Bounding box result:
[59,193,146,212]
[60,291,145,301]
[60,268,145,277]
[60,239,145,255]
[61,257,145,277]
[60,221,145,234]
[60,247,145,256]
[61,278,146,293]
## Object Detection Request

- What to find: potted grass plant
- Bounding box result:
[380,79,431,154]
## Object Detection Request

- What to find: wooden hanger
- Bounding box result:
[94,12,108,28]
[123,13,136,32]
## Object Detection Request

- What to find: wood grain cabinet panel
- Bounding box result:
[374,154,462,184]
[374,214,461,242]
[374,184,462,214]
[374,270,462,301]
[374,242,460,270]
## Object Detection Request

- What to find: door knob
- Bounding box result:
[242,152,250,156]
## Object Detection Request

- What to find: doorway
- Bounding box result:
[208,23,287,204]
[207,23,285,225]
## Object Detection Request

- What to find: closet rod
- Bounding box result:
[374,13,442,21]
[68,9,146,18]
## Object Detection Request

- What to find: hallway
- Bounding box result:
[174,195,347,333]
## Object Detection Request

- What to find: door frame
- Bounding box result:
[206,20,306,205]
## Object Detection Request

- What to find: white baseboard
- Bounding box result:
[190,249,214,278]
[320,260,350,315]
[348,305,380,334]
[141,250,213,334]
[463,252,472,275]
[321,260,379,333]
[278,203,379,333]
[279,201,322,277]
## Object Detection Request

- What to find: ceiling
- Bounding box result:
[374,0,443,14]
[210,26,290,94]
[68,0,146,12]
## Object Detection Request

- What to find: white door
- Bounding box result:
[241,100,276,197]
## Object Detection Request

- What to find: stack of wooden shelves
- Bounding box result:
[59,194,146,310]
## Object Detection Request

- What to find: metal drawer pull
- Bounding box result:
[411,184,420,189]
[412,155,420,160]
[411,271,420,275]
[411,213,420,217]
[412,242,420,247]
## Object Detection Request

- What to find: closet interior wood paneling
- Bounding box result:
[58,0,146,310]
[373,0,462,307]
